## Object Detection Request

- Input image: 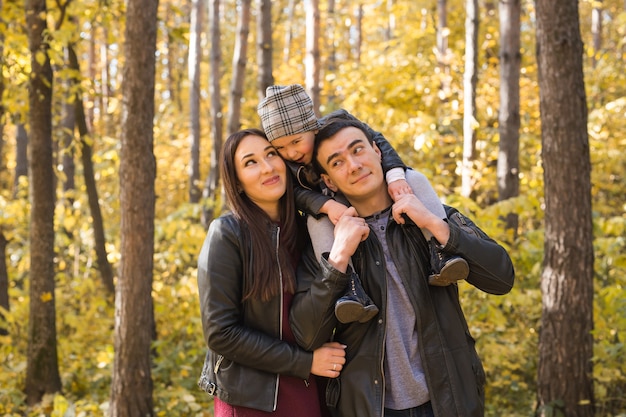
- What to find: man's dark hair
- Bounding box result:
[313,117,374,174]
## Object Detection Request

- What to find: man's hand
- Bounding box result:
[387,179,413,201]
[327,207,369,272]
[391,194,450,245]
[311,342,347,378]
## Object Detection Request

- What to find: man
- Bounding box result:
[290,118,515,417]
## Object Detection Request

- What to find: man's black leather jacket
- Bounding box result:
[290,206,515,417]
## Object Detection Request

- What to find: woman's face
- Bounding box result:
[234,134,288,220]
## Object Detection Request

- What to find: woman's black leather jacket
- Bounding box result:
[197,214,313,412]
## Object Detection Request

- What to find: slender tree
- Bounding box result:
[460,0,478,198]
[0,231,8,336]
[201,0,223,227]
[110,0,159,414]
[535,1,595,416]
[354,4,363,63]
[385,0,395,41]
[68,45,115,295]
[188,0,203,203]
[226,0,251,136]
[282,0,296,64]
[60,45,77,200]
[591,0,602,68]
[304,0,321,114]
[0,3,4,183]
[13,123,28,197]
[326,0,337,106]
[256,0,273,100]
[24,0,62,404]
[497,0,521,233]
[436,0,448,69]
[0,2,7,334]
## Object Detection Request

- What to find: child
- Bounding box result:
[258,84,469,324]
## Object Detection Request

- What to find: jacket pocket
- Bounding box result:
[325,377,341,408]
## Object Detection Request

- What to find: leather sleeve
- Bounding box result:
[321,109,406,173]
[294,185,333,217]
[289,246,350,351]
[197,216,312,379]
[442,206,515,295]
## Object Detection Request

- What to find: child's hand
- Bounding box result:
[388,179,413,201]
[321,200,350,225]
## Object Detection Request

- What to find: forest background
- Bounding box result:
[0,0,625,416]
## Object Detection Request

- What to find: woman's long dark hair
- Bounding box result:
[220,128,301,302]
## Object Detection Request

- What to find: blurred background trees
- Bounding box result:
[0,0,625,415]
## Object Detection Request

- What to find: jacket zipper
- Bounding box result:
[272,225,282,411]
[214,355,224,374]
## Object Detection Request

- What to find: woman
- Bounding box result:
[197,128,346,416]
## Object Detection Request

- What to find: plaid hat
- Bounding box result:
[257,84,320,142]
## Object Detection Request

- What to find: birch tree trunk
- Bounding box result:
[497,0,521,233]
[461,0,478,198]
[304,0,321,114]
[591,0,602,68]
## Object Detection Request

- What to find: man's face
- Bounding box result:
[316,126,385,203]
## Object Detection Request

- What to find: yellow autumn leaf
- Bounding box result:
[40,292,53,302]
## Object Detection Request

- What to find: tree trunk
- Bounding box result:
[591,0,602,68]
[100,28,111,137]
[0,231,9,336]
[0,14,6,335]
[14,122,28,198]
[110,0,159,414]
[436,0,448,68]
[256,0,273,101]
[24,0,62,404]
[0,17,4,186]
[497,0,521,234]
[226,0,251,136]
[305,0,321,114]
[282,0,296,64]
[354,4,363,64]
[535,1,595,416]
[67,45,116,295]
[188,0,203,203]
[326,0,337,106]
[461,0,478,199]
[386,0,395,41]
[60,58,76,198]
[202,0,224,227]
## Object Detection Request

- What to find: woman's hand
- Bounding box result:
[310,342,347,378]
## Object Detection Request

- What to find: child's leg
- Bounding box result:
[306,214,378,323]
[306,214,336,263]
[404,169,446,240]
[404,169,469,286]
